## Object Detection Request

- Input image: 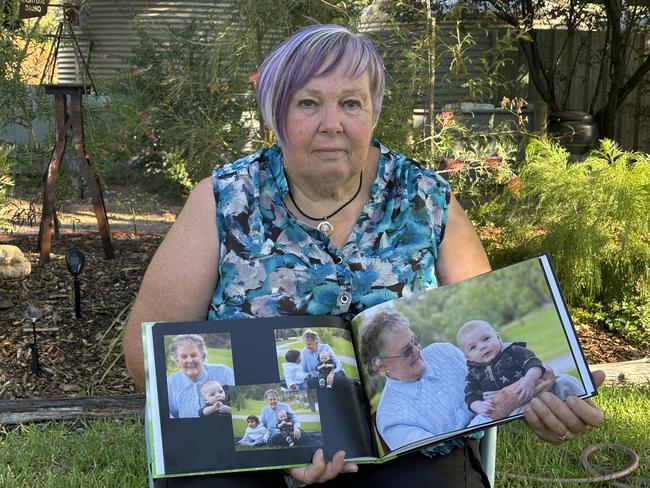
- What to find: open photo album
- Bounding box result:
[143,254,597,479]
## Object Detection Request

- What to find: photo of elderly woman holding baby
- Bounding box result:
[166,334,235,419]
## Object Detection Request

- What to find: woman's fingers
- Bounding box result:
[286,449,357,484]
[321,450,358,480]
[524,383,604,444]
[591,369,606,387]
[565,394,604,427]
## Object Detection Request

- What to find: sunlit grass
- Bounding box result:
[0,385,647,487]
[496,385,650,487]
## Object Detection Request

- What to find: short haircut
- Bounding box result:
[285,349,301,363]
[256,23,385,146]
[169,334,207,361]
[318,350,331,359]
[263,388,279,400]
[302,329,320,343]
[456,320,497,349]
[360,309,412,376]
[246,414,260,424]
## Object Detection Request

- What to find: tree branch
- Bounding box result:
[617,52,650,105]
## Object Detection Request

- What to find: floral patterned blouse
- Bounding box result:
[208,139,451,323]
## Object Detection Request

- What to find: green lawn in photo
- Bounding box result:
[276,336,360,381]
[500,307,569,361]
[166,346,234,375]
[232,418,321,438]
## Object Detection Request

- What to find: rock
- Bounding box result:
[0,245,32,279]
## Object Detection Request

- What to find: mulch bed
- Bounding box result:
[1,232,162,400]
[0,232,648,401]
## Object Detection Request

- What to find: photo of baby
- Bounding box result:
[238,415,270,446]
[457,319,584,425]
[275,327,361,390]
[353,258,592,454]
[232,384,323,452]
[316,350,336,388]
[164,333,235,419]
[198,380,231,417]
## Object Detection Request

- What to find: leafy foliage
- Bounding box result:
[489,137,650,344]
[0,15,52,143]
[0,145,15,230]
[367,4,531,208]
[86,1,370,197]
[465,0,650,140]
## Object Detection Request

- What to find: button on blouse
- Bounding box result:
[208,139,450,323]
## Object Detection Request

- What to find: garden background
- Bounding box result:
[0,1,648,486]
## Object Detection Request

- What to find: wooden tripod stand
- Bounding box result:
[38,84,114,264]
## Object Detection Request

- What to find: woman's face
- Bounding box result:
[378,328,425,382]
[174,343,205,382]
[282,63,375,190]
[303,338,319,353]
[265,393,279,410]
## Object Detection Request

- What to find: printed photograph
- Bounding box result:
[274,327,361,390]
[352,258,589,454]
[231,384,324,451]
[164,333,235,419]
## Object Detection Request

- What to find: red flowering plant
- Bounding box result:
[416,97,533,206]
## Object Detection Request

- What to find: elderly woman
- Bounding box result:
[259,389,303,446]
[300,329,345,387]
[361,309,474,455]
[166,334,235,419]
[124,24,604,486]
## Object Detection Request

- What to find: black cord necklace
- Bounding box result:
[287,172,363,237]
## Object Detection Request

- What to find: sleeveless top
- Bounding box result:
[208,139,451,322]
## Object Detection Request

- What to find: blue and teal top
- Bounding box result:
[208,139,450,322]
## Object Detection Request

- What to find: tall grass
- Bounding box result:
[495,138,650,306]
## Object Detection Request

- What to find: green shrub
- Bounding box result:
[86,1,368,195]
[572,296,650,350]
[0,145,15,230]
[490,137,650,344]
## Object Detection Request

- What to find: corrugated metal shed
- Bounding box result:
[57,0,236,84]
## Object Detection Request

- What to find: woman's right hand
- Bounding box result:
[286,449,357,485]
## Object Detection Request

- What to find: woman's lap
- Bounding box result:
[153,440,489,488]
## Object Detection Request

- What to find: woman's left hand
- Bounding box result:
[293,427,302,440]
[523,370,605,444]
[326,371,335,387]
[286,449,357,485]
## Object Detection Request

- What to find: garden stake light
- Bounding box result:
[66,248,85,318]
[25,304,42,375]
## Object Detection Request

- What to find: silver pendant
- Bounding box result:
[317,220,334,236]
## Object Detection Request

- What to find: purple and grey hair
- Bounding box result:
[256,24,385,146]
